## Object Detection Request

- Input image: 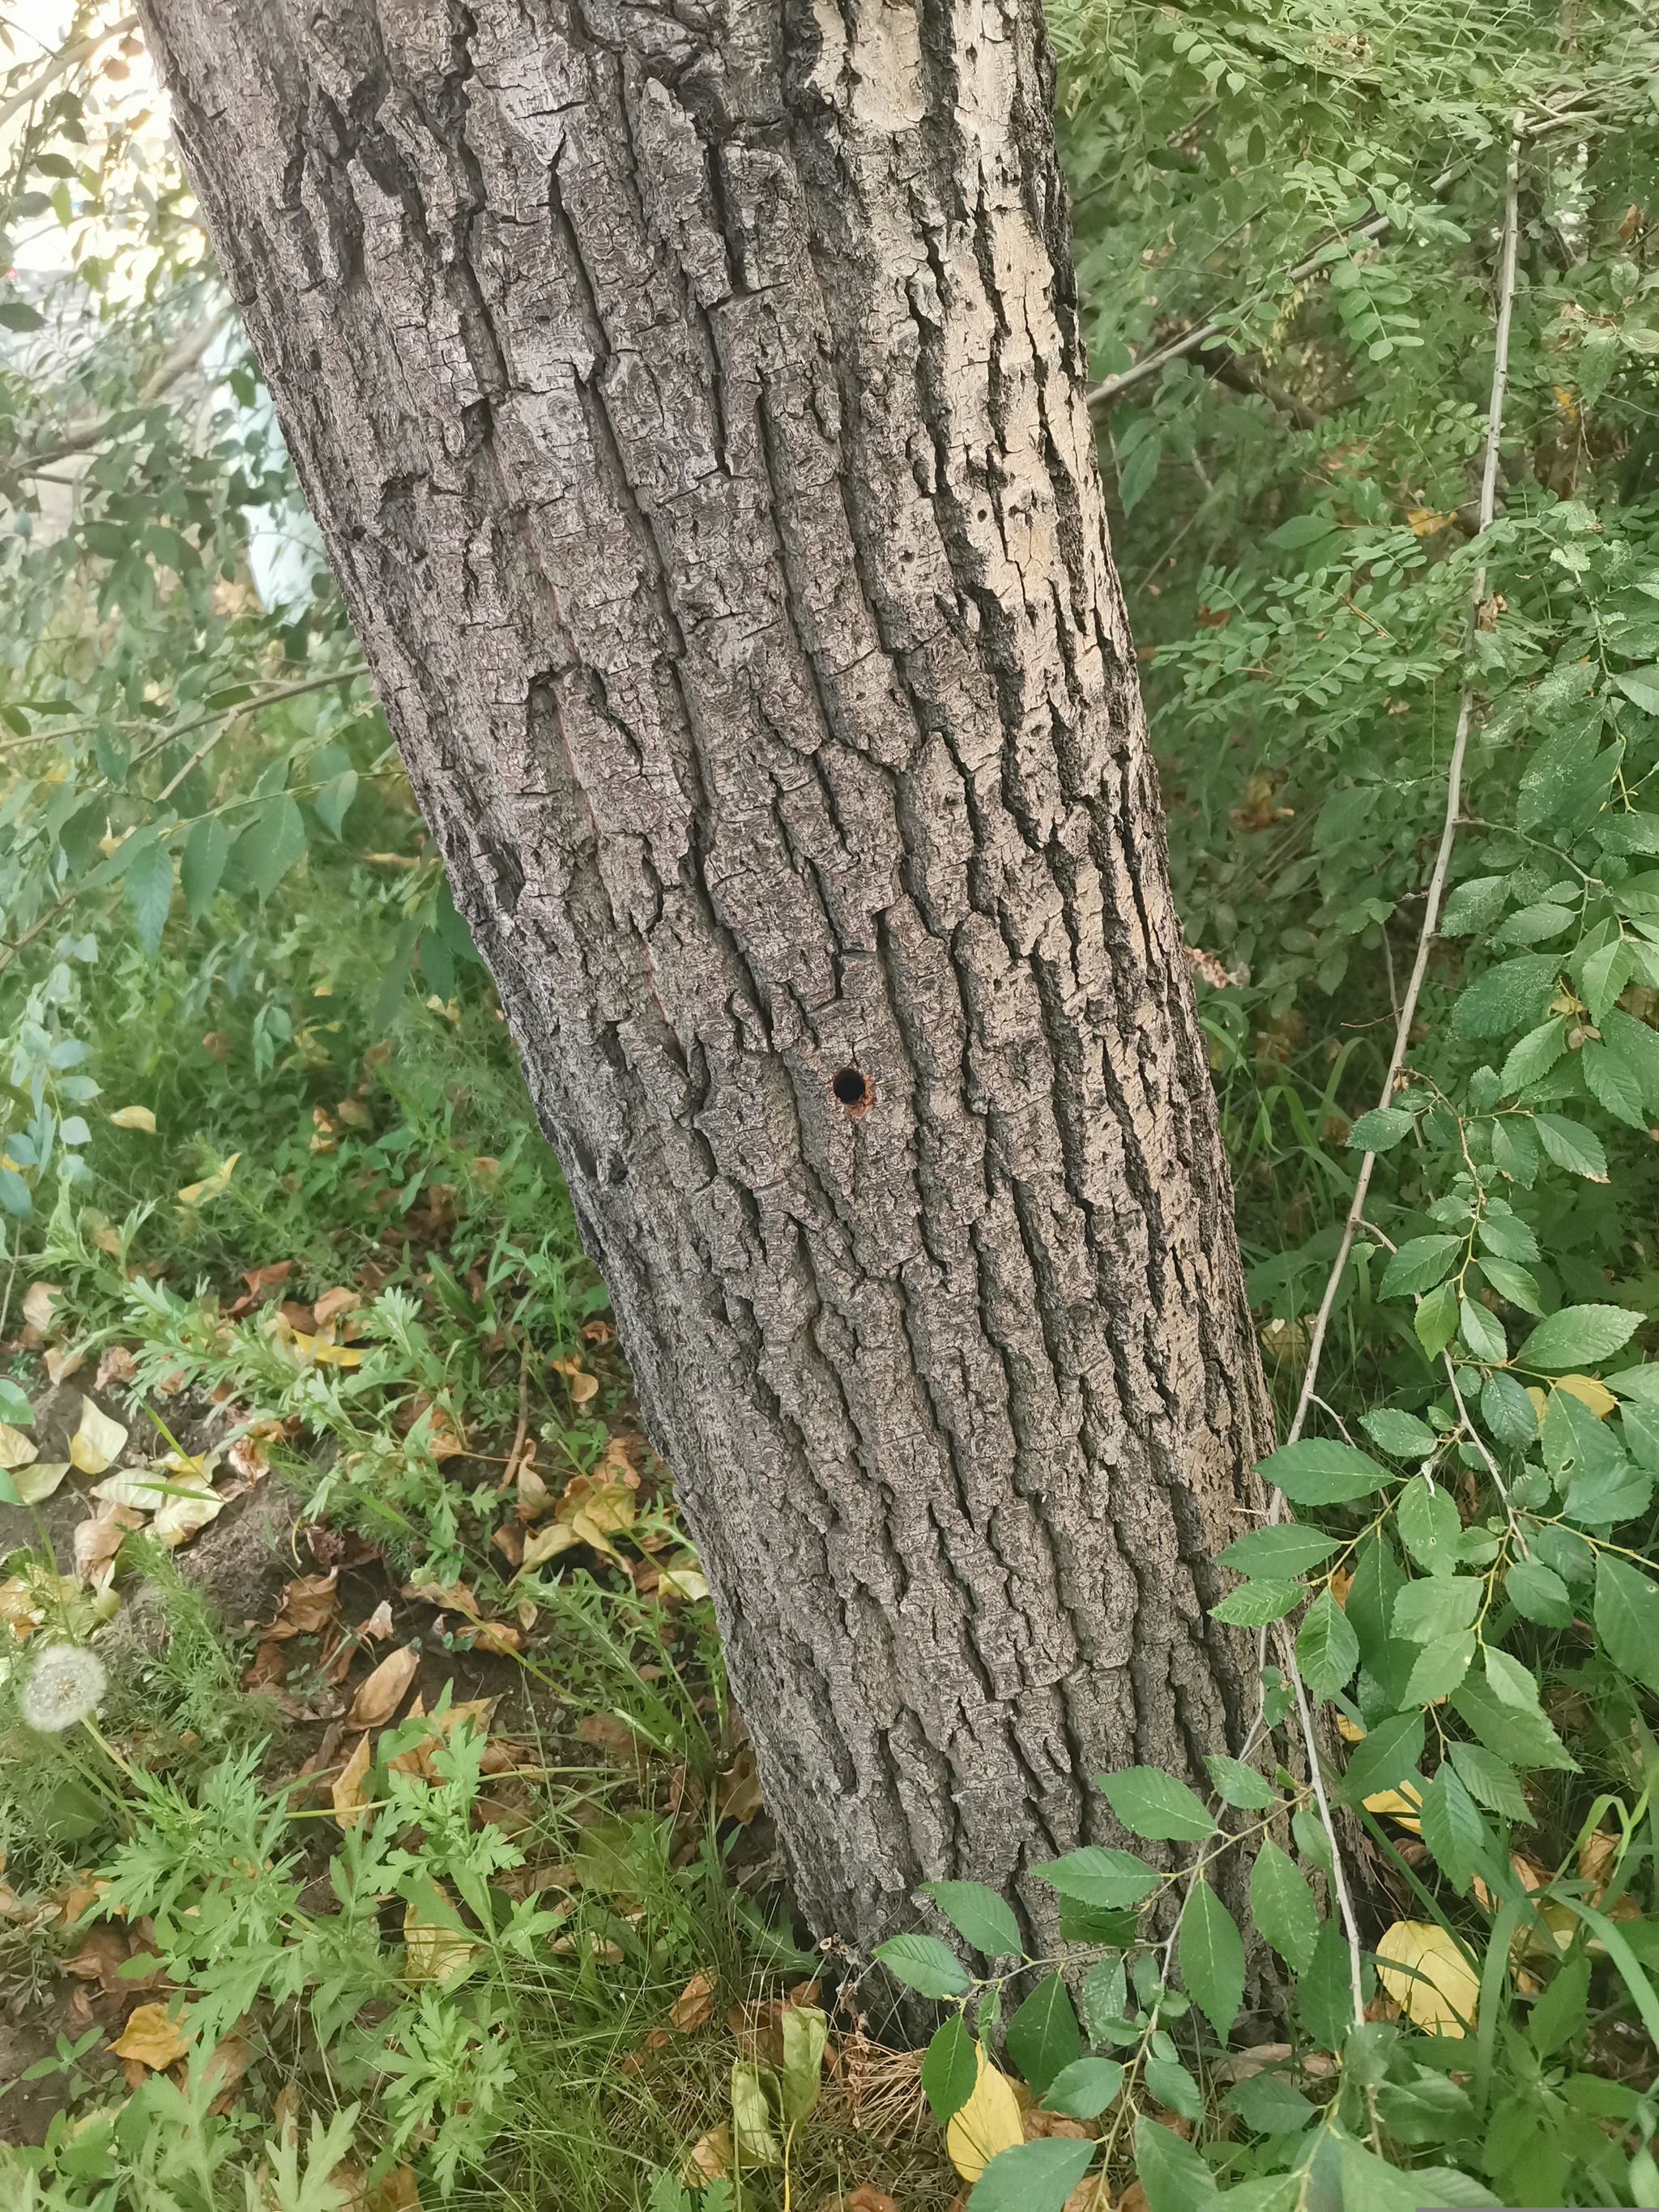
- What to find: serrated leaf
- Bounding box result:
[1418,1765,1488,1894]
[1347,1106,1414,1152]
[1477,1258,1543,1315]
[1358,1409,1438,1460]
[1481,1370,1537,1447]
[1097,1767,1215,1842]
[1450,1677,1578,1772]
[1040,2056,1123,2119]
[1482,1647,1543,1711]
[1033,1846,1158,1909]
[1378,1234,1461,1298]
[1395,1479,1464,1574]
[1133,2119,1218,2212]
[1226,2072,1317,2134]
[1404,1630,1475,1703]
[1215,1526,1338,1576]
[124,839,174,959]
[1295,1588,1358,1698]
[1204,1754,1275,1809]
[1142,2052,1203,2120]
[1533,1114,1608,1182]
[1594,1555,1659,1694]
[313,769,359,840]
[1392,1575,1482,1643]
[1337,1711,1426,1805]
[1530,1954,1589,2060]
[237,794,308,902]
[1518,1303,1640,1371]
[873,1932,969,2000]
[1505,1559,1573,1628]
[1249,1839,1318,1973]
[923,1882,1021,1959]
[1499,1017,1567,1093]
[1582,1039,1647,1127]
[921,2014,979,2124]
[1458,1296,1508,1364]
[967,2137,1095,2212]
[1004,1973,1080,2097]
[1210,1577,1305,1626]
[181,816,230,920]
[1257,1438,1393,1504]
[1179,1877,1243,2039]
[1414,1279,1460,1360]
[1451,954,1562,1039]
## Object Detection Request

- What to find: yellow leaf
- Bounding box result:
[348,1642,420,1728]
[517,1520,581,1572]
[69,1399,129,1476]
[291,1332,365,1368]
[946,2047,1025,2181]
[109,2001,190,2069]
[1363,1781,1422,1835]
[21,1281,60,1333]
[108,1106,157,1133]
[402,1886,478,1985]
[13,1461,69,1504]
[1375,1921,1478,2037]
[0,1422,38,1471]
[177,1153,240,1206]
[1335,1712,1366,1743]
[332,1733,373,1826]
[1525,1386,1549,1424]
[1406,507,1455,537]
[1552,1374,1617,1419]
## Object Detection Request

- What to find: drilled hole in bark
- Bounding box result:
[831,1067,872,1116]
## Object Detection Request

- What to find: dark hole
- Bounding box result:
[832,1067,869,1107]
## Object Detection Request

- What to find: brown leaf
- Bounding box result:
[242,1261,293,1297]
[22,1282,62,1334]
[63,1926,132,1996]
[94,1345,138,1392]
[109,2001,189,2069]
[578,1712,645,1769]
[74,1503,142,1588]
[1580,1826,1619,1899]
[313,1286,360,1327]
[684,2126,732,2185]
[360,1600,394,1641]
[243,1639,289,1691]
[332,1734,373,1826]
[717,1743,763,1825]
[227,1435,270,1484]
[668,1969,717,2033]
[491,1523,524,1568]
[264,1571,340,1640]
[347,1643,420,1728]
[204,2029,252,2105]
[367,2168,422,2212]
[45,1345,86,1385]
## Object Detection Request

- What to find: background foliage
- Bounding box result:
[3,2,1659,2207]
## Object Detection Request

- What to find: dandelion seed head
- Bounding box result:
[19,1643,106,1733]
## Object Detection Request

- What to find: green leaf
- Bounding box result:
[1505,1560,1573,1628]
[1204,1754,1275,1810]
[1040,2057,1123,2119]
[1142,2053,1202,2120]
[1097,1767,1215,1842]
[1346,1107,1414,1152]
[1483,1647,1544,1711]
[1451,954,1562,1038]
[1179,1877,1243,2039]
[1405,1630,1477,1703]
[1414,1279,1460,1360]
[1581,1038,1647,1127]
[923,1882,1021,1958]
[1249,1839,1318,1973]
[1477,1258,1544,1315]
[1256,1438,1393,1504]
[1378,1235,1461,1298]
[1215,1526,1338,1576]
[1078,1956,1127,2043]
[1517,1303,1640,1370]
[1295,1588,1358,1698]
[1450,1677,1578,1772]
[872,1933,969,2000]
[313,768,359,840]
[1445,1741,1529,1820]
[1392,1575,1482,1643]
[1297,1918,1358,2048]
[920,2014,978,2124]
[1617,667,1659,714]
[1498,1017,1567,1093]
[1532,1114,1608,1183]
[968,2138,1095,2212]
[237,794,309,902]
[0,300,45,332]
[124,838,174,960]
[1530,1954,1589,2060]
[1396,1479,1464,1575]
[1491,1115,1539,1185]
[0,1381,33,1427]
[1458,1297,1507,1364]
[1580,939,1636,1025]
[1005,1973,1080,2098]
[1133,2120,1218,2212]
[1441,875,1509,936]
[1267,510,1340,549]
[181,816,231,920]
[1593,1555,1659,1694]
[1481,1370,1537,1446]
[1209,1578,1305,1626]
[1337,1711,1426,1805]
[1418,1764,1488,1894]
[1226,2073,1316,2134]
[1033,1847,1158,1910]
[1358,1409,1437,1460]
[1291,1806,1335,1875]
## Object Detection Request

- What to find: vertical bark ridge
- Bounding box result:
[139,0,1275,1954]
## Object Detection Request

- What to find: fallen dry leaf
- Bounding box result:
[69,1399,129,1477]
[12,1460,69,1505]
[1375,1921,1478,2037]
[312,1285,359,1327]
[177,1153,240,1206]
[332,1733,373,1826]
[683,2125,733,2185]
[94,1345,137,1391]
[44,1345,86,1385]
[578,1712,645,1768]
[264,1571,339,1639]
[21,1282,61,1333]
[717,1744,764,1825]
[290,1332,365,1369]
[348,1643,420,1728]
[242,1260,293,1297]
[203,2029,252,2103]
[1363,1781,1422,1835]
[226,1434,270,1484]
[63,1926,132,1996]
[1580,1827,1620,1898]
[108,1106,157,1134]
[0,1421,38,1471]
[74,1504,141,1588]
[360,1599,394,1641]
[403,1887,477,1985]
[109,2001,189,2069]
[668,1970,717,2033]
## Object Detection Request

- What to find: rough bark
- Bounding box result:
[138,0,1274,1956]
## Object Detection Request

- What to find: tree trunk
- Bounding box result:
[139,0,1273,1956]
